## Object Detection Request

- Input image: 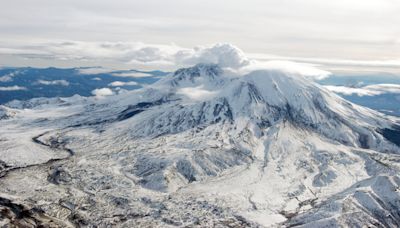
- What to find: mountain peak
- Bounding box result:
[169,63,223,87]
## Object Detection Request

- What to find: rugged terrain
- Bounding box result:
[1,64,400,227]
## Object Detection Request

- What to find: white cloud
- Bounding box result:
[0,42,327,80]
[239,60,331,80]
[174,43,250,69]
[0,71,20,82]
[249,53,400,74]
[91,88,114,97]
[108,81,138,87]
[324,84,400,97]
[37,79,69,86]
[0,85,27,91]
[77,67,116,75]
[0,40,399,77]
[0,42,333,80]
[365,84,400,93]
[1,42,250,70]
[249,53,400,69]
[1,39,399,78]
[324,85,381,96]
[111,72,153,78]
[0,75,13,82]
[177,86,219,101]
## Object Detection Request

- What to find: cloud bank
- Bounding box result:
[1,41,336,79]
[0,86,27,91]
[325,84,400,96]
[239,60,331,80]
[1,42,251,70]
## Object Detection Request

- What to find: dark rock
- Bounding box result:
[47,166,72,185]
[117,99,165,121]
[379,125,400,147]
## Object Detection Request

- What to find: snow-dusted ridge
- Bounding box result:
[0,63,400,227]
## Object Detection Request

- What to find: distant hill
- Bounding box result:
[0,67,168,103]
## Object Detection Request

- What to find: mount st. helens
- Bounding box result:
[0,64,400,227]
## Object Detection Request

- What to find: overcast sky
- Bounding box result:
[0,0,399,73]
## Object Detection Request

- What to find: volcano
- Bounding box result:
[0,63,400,227]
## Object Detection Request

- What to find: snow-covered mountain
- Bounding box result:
[1,63,400,227]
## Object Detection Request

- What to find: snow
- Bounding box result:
[0,63,400,227]
[0,105,17,119]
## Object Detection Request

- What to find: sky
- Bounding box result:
[0,0,399,73]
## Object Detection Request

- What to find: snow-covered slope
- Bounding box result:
[1,63,400,227]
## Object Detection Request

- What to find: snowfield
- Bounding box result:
[0,63,400,227]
